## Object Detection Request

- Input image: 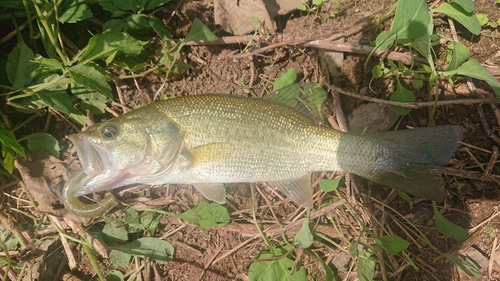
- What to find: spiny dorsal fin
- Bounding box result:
[264,83,327,124]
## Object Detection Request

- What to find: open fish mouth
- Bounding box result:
[69,133,106,177]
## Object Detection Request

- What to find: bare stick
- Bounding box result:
[330,85,500,108]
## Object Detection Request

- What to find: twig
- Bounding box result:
[478,104,500,145]
[441,167,500,183]
[197,245,224,281]
[488,236,497,281]
[330,85,500,108]
[482,146,499,180]
[469,207,500,234]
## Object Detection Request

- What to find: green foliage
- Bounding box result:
[21,133,60,158]
[178,202,230,228]
[371,0,500,117]
[110,237,174,263]
[432,202,469,241]
[319,177,342,192]
[374,235,410,255]
[273,68,298,91]
[248,247,308,281]
[293,217,313,249]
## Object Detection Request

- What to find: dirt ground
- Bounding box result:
[2,0,500,280]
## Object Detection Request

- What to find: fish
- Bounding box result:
[63,85,462,217]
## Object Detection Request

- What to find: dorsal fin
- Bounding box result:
[264,83,328,124]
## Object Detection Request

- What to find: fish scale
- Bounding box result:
[64,93,462,217]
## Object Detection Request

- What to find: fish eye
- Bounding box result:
[100,123,119,140]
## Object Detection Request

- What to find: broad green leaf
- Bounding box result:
[102,221,129,244]
[32,56,63,73]
[397,190,411,202]
[454,0,476,13]
[6,41,36,89]
[375,235,410,255]
[111,237,174,263]
[319,177,342,192]
[36,90,82,115]
[183,18,219,47]
[99,0,141,16]
[142,0,170,11]
[68,64,112,98]
[124,14,150,33]
[107,269,125,281]
[412,78,424,90]
[102,19,126,32]
[294,217,313,249]
[69,113,86,126]
[178,202,230,228]
[456,59,500,97]
[372,65,384,78]
[357,251,375,281]
[0,128,25,157]
[249,248,308,281]
[58,0,93,23]
[149,16,171,41]
[273,69,297,91]
[432,3,481,35]
[80,31,148,64]
[80,99,107,115]
[391,0,431,41]
[433,203,469,241]
[475,13,489,26]
[2,148,16,174]
[109,249,132,269]
[390,81,415,115]
[442,253,482,278]
[23,133,60,158]
[374,31,393,51]
[446,41,470,71]
[0,225,18,250]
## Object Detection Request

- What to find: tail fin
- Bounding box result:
[366,126,462,201]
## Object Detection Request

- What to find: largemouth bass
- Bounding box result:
[63,92,462,217]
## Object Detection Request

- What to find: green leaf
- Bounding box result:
[149,16,171,41]
[357,251,375,281]
[124,14,150,33]
[58,0,93,23]
[273,69,297,91]
[36,90,81,115]
[456,59,500,97]
[32,56,63,73]
[375,235,410,255]
[22,133,60,158]
[446,41,470,71]
[319,177,342,192]
[397,190,411,202]
[99,0,141,16]
[111,237,174,263]
[183,18,219,46]
[372,65,384,78]
[68,64,112,98]
[6,41,36,89]
[391,0,431,41]
[442,253,482,278]
[390,81,415,115]
[142,0,170,11]
[411,78,424,90]
[0,128,26,157]
[454,0,476,13]
[0,225,19,250]
[107,269,125,281]
[2,148,16,174]
[102,221,129,244]
[109,249,132,269]
[249,248,308,281]
[178,202,230,228]
[433,203,469,241]
[432,2,481,35]
[475,13,489,26]
[80,31,148,64]
[294,217,313,249]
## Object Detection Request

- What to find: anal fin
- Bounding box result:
[269,173,313,208]
[193,183,226,204]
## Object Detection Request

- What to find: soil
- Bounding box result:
[1,0,500,280]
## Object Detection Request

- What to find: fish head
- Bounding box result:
[69,109,184,195]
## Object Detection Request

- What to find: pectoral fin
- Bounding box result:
[186,143,234,166]
[269,173,313,208]
[193,183,226,204]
